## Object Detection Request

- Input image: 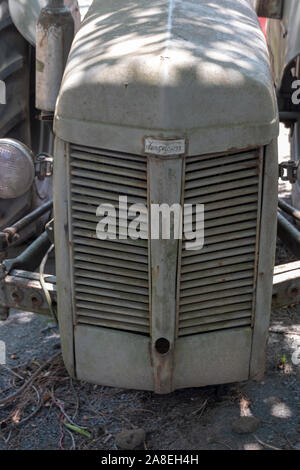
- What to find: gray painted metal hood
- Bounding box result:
[55,0,279,155]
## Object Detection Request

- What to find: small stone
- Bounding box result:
[97,426,105,437]
[232,416,261,435]
[115,428,146,450]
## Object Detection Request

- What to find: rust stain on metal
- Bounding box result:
[10,289,23,304]
[151,350,173,395]
[244,162,259,169]
[30,293,43,308]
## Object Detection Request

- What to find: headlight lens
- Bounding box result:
[0,139,35,199]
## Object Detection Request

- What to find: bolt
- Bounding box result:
[30,293,43,308]
[11,290,22,303]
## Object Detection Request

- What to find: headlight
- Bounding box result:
[0,139,35,199]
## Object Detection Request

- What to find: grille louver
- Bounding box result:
[69,145,261,338]
[70,145,150,335]
[178,150,261,337]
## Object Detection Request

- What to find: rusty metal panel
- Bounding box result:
[0,269,56,315]
[69,144,150,335]
[273,261,300,308]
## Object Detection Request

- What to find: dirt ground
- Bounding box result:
[0,126,300,451]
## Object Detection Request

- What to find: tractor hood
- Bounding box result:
[55,0,278,156]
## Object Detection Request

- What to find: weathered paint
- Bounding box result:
[148,155,183,393]
[53,138,76,378]
[53,141,278,392]
[55,0,278,156]
[9,0,81,46]
[52,0,279,392]
[0,269,56,315]
[250,140,278,380]
[36,1,74,112]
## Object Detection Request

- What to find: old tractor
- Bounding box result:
[0,0,280,393]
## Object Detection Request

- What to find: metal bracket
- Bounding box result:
[35,153,53,179]
[273,261,300,308]
[279,160,299,184]
[0,269,56,316]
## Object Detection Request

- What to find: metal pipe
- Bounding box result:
[36,0,74,112]
[3,232,51,274]
[6,200,53,236]
[278,198,300,222]
[277,211,300,257]
[280,111,300,122]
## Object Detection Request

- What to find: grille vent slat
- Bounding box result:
[185,176,259,197]
[73,228,148,249]
[71,189,146,206]
[186,150,258,167]
[180,302,253,321]
[181,261,255,286]
[185,184,258,203]
[75,276,148,296]
[185,160,258,185]
[178,149,261,336]
[71,176,147,198]
[77,315,150,334]
[74,269,148,289]
[70,145,150,335]
[178,318,251,336]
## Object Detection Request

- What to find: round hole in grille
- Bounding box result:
[155,338,170,355]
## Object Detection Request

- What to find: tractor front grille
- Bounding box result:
[69,144,262,338]
[69,144,150,335]
[178,150,262,336]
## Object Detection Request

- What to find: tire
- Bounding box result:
[0,0,33,229]
[0,1,53,232]
[0,0,31,144]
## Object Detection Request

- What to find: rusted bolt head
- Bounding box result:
[30,293,43,308]
[11,289,23,303]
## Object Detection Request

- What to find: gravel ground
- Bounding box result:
[0,126,300,450]
[0,305,300,451]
